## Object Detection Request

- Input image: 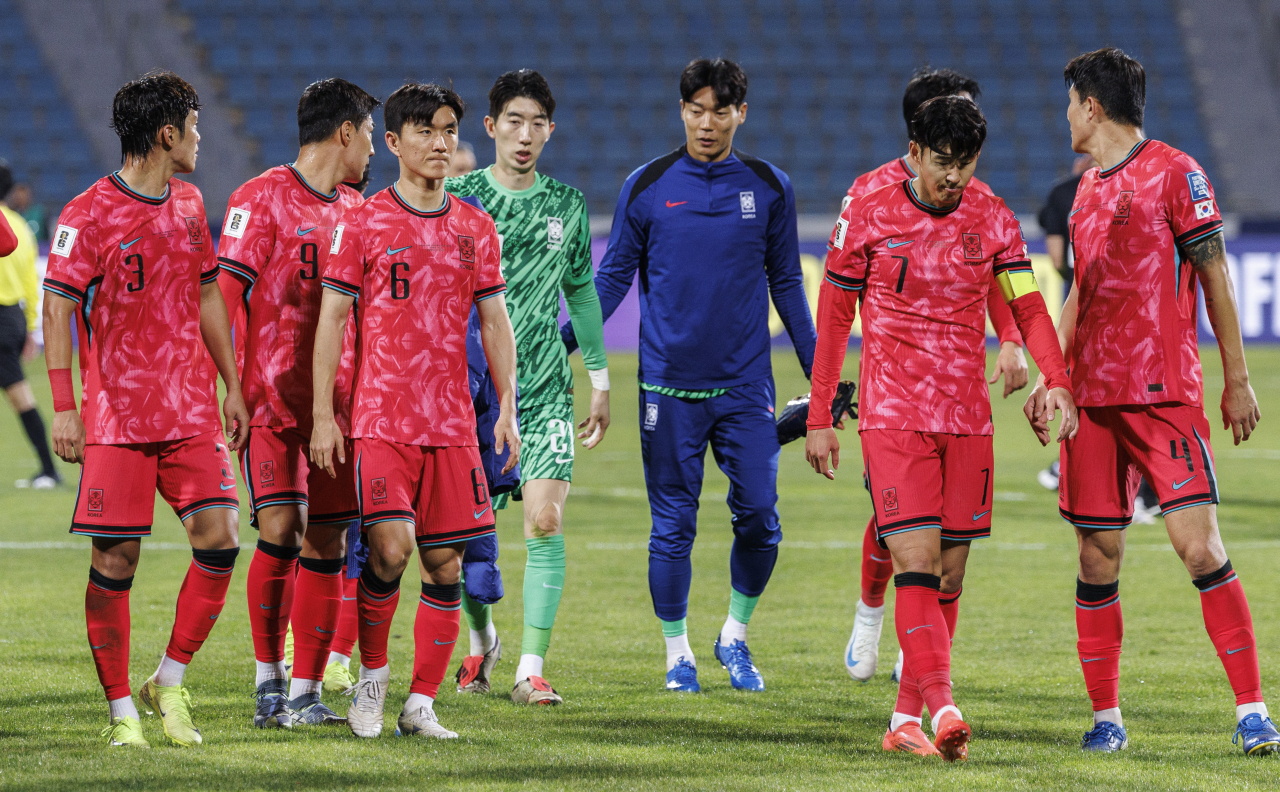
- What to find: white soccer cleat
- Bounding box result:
[845,600,885,682]
[396,706,458,739]
[1131,495,1159,525]
[891,649,904,683]
[344,677,387,738]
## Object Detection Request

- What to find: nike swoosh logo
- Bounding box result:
[119,236,142,250]
[665,200,688,207]
[364,619,386,626]
[474,506,491,519]
[297,226,318,236]
[1081,658,1101,663]
[91,644,108,650]
[315,626,335,634]
[887,239,913,248]
[220,482,235,491]
[1172,475,1197,490]
[906,624,932,634]
[341,597,356,602]
[554,456,574,464]
[386,245,411,256]
[1227,646,1251,655]
[434,639,455,645]
[1069,208,1083,217]
[542,583,562,590]
[259,603,279,610]
[972,510,991,521]
[209,613,220,620]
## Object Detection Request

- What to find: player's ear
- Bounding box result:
[736,102,747,125]
[483,115,497,139]
[384,129,399,157]
[339,119,354,147]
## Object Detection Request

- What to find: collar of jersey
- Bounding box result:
[478,166,545,199]
[286,163,339,202]
[390,183,451,217]
[109,172,170,205]
[1098,139,1151,179]
[903,178,962,216]
[681,149,740,171]
[897,156,918,178]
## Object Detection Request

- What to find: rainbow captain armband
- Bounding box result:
[993,260,1038,302]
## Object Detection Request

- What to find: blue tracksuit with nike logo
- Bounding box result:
[563,147,815,624]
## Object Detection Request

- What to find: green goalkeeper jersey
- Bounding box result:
[446,167,607,405]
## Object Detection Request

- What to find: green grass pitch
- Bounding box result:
[1,349,1278,790]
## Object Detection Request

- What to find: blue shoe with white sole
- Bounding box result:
[713,637,764,692]
[1234,714,1280,756]
[1081,721,1128,752]
[665,657,700,692]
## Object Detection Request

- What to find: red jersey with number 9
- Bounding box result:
[323,186,505,447]
[43,174,220,444]
[217,165,363,432]
[1068,139,1222,408]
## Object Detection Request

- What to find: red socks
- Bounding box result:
[165,548,238,663]
[860,518,893,608]
[1194,561,1263,705]
[1075,578,1122,711]
[894,587,962,718]
[290,557,344,681]
[246,540,299,663]
[356,565,401,670]
[331,572,359,658]
[86,569,132,700]
[894,574,954,717]
[409,582,462,697]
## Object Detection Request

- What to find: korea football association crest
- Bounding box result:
[184,216,204,247]
[546,216,564,251]
[458,235,475,264]
[643,402,659,432]
[739,191,756,219]
[962,233,982,260]
[371,477,388,505]
[87,488,104,517]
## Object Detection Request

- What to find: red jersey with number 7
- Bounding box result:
[323,186,506,447]
[1068,139,1222,408]
[43,174,220,444]
[217,165,363,433]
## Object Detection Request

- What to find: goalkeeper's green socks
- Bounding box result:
[719,589,759,644]
[517,535,565,681]
[460,589,496,656]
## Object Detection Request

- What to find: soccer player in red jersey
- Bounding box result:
[42,72,248,749]
[216,78,379,728]
[312,83,519,740]
[838,68,1032,684]
[806,97,1078,760]
[1024,48,1277,755]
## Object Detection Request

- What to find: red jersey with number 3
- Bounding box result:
[43,174,220,444]
[1068,139,1222,408]
[825,180,1032,435]
[217,165,363,433]
[323,186,506,447]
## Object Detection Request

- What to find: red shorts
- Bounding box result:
[240,427,358,528]
[1059,403,1218,529]
[71,430,239,538]
[861,429,995,544]
[354,438,495,548]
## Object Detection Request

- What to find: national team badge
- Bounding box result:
[88,488,104,516]
[371,477,388,504]
[546,217,563,251]
[962,234,982,260]
[259,461,275,485]
[739,191,756,218]
[881,487,899,513]
[458,235,475,263]
[1195,199,1215,220]
[1115,191,1133,219]
[643,403,659,431]
[184,217,203,245]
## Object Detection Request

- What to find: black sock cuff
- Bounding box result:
[1192,560,1235,591]
[894,572,941,591]
[256,539,301,561]
[193,547,239,571]
[420,581,462,602]
[1076,578,1119,604]
[89,567,133,592]
[939,587,963,605]
[299,556,344,575]
[359,564,401,596]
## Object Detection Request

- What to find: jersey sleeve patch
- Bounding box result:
[1185,171,1210,202]
[50,225,78,257]
[831,217,849,250]
[330,224,344,255]
[222,207,251,239]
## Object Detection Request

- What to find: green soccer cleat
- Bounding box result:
[101,716,150,748]
[139,677,203,747]
[323,660,355,694]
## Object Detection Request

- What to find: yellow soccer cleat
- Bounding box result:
[139,677,203,747]
[101,716,150,748]
[323,660,355,694]
[284,624,294,675]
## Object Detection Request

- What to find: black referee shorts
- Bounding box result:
[0,303,28,389]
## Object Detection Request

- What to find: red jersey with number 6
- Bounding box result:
[1068,139,1222,408]
[323,186,506,447]
[43,174,220,444]
[218,165,363,432]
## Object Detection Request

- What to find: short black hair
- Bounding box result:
[384,83,465,137]
[110,71,201,163]
[298,78,381,147]
[1064,47,1145,128]
[910,96,987,161]
[488,69,556,121]
[0,160,12,201]
[902,68,982,134]
[679,58,748,108]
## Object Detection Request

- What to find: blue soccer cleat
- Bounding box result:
[713,637,765,692]
[1234,713,1280,756]
[1081,721,1128,752]
[665,657,700,693]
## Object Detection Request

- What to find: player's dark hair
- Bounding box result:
[0,159,13,201]
[384,83,465,137]
[910,96,987,161]
[902,68,981,135]
[110,71,201,163]
[679,58,748,108]
[488,69,556,121]
[297,78,381,147]
[1064,47,1145,128]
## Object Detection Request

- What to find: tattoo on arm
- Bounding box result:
[1182,232,1225,271]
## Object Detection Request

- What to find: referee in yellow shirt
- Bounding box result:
[0,162,58,488]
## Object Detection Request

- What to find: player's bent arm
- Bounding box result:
[42,292,86,463]
[199,280,249,451]
[477,294,521,471]
[1186,232,1260,444]
[310,289,354,475]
